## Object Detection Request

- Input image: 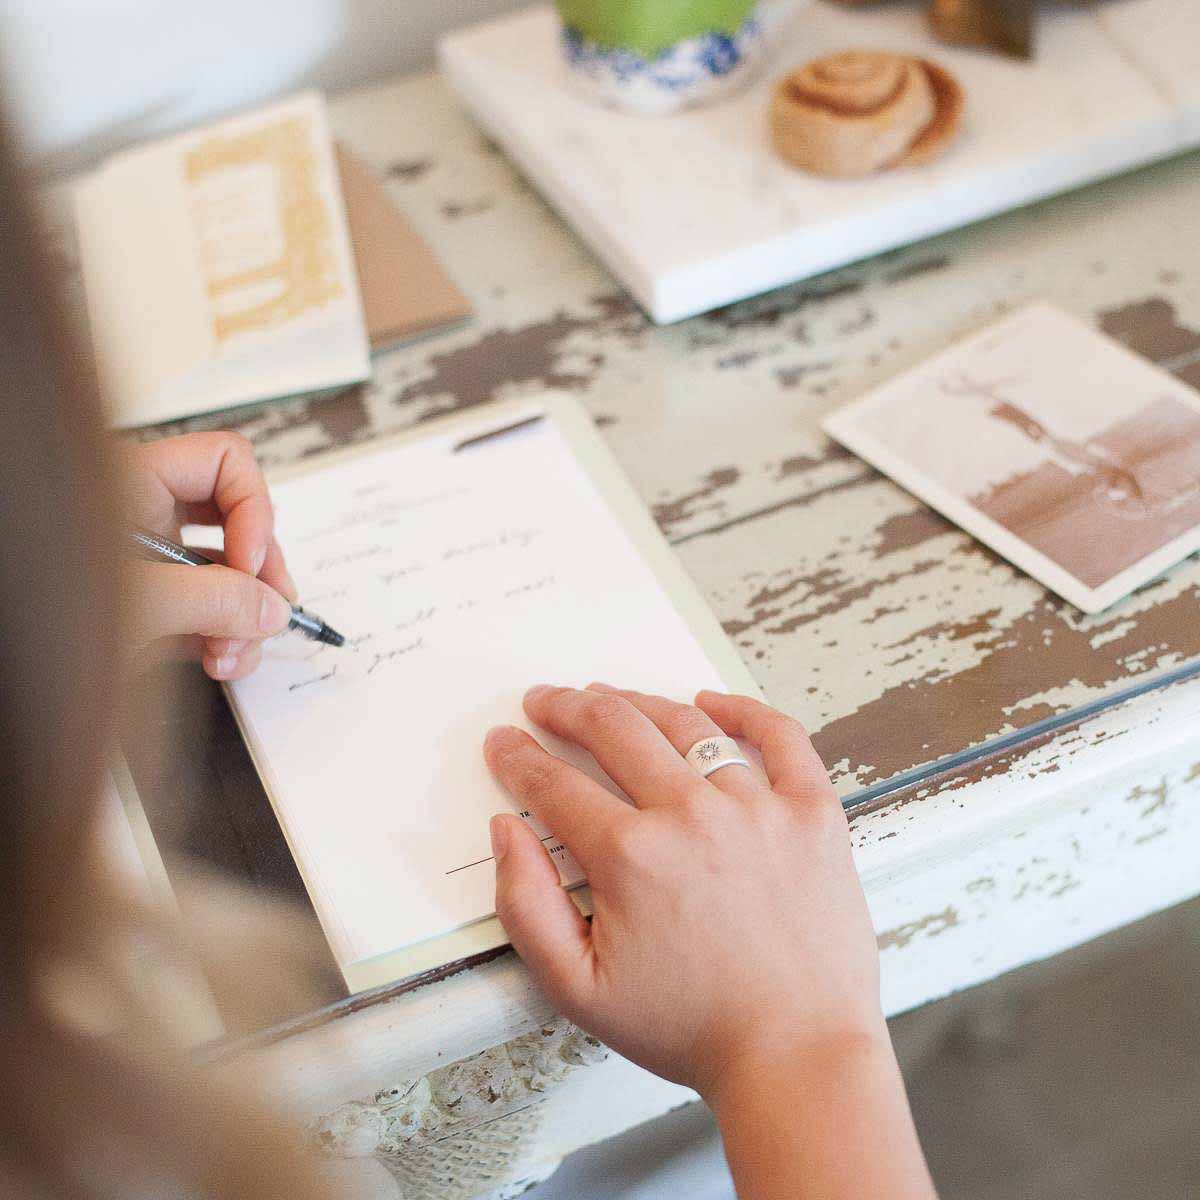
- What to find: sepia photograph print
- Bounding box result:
[825,302,1200,613]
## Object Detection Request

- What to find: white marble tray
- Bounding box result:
[439,0,1200,323]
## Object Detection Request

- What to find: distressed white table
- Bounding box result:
[101,68,1200,1199]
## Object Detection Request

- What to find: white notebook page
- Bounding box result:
[228,405,735,971]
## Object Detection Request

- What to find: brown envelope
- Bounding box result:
[335,143,472,352]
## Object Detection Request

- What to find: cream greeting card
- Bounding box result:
[75,92,369,428]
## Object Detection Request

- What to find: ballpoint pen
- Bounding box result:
[127,526,346,647]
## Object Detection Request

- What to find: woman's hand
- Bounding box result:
[483,684,885,1099]
[122,432,297,681]
[484,687,936,1200]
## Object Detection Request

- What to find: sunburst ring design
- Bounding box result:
[684,735,751,779]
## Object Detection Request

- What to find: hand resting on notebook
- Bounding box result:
[122,432,298,681]
[484,684,935,1200]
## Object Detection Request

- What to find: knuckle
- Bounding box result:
[804,789,849,838]
[778,756,832,795]
[663,704,708,741]
[746,789,790,832]
[217,433,266,498]
[761,704,808,739]
[214,574,259,632]
[766,729,819,773]
[782,712,813,742]
[599,819,652,868]
[677,781,720,822]
[578,692,635,736]
[595,822,625,862]
[218,430,256,464]
[516,755,568,807]
[678,790,735,843]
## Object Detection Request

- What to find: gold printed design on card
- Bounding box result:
[185,115,342,342]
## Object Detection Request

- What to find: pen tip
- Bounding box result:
[320,627,346,648]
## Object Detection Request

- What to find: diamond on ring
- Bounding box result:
[685,735,750,778]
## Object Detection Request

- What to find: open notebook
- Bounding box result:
[224,395,759,993]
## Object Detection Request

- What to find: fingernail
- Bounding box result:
[282,571,299,601]
[524,684,551,702]
[250,546,266,577]
[213,656,236,678]
[259,590,292,634]
[489,815,510,862]
[588,682,618,692]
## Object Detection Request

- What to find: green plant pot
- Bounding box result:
[554,0,756,57]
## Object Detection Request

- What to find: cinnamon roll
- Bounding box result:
[770,51,963,177]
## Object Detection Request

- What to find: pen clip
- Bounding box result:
[453,413,545,453]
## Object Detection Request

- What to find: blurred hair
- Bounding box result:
[0,106,336,1199]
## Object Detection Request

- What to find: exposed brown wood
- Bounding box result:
[93,73,1200,1031]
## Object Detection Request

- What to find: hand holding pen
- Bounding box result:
[121,432,342,681]
[129,524,344,643]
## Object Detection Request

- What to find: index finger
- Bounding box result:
[523,685,699,807]
[483,725,632,874]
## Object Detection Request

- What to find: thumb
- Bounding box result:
[127,560,293,646]
[490,814,594,1013]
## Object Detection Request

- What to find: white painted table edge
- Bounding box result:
[221,670,1200,1121]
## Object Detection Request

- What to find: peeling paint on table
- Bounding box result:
[115,70,1199,1200]
[134,71,1200,806]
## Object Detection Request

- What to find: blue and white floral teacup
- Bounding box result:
[555,0,805,115]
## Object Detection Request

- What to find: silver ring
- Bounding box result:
[685,736,750,778]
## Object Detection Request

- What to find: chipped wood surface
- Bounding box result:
[131,71,1200,801]
[79,67,1200,1199]
[157,61,1200,1027]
